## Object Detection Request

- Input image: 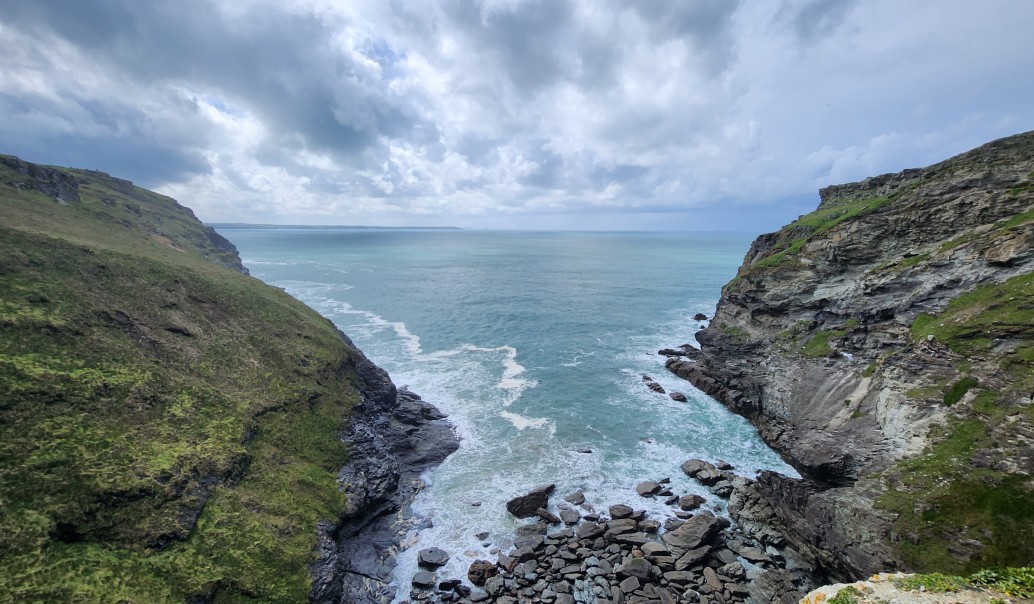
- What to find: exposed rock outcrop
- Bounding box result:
[666,131,1034,581]
[310,381,459,604]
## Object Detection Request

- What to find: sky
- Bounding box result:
[2,1,1033,231]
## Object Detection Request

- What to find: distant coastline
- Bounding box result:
[209,223,463,230]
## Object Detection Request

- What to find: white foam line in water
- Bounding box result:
[499,411,555,433]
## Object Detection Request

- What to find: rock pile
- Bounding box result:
[404,461,811,603]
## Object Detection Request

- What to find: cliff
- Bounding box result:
[0,155,454,601]
[667,132,1034,584]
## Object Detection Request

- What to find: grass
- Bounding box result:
[737,193,897,276]
[0,158,368,601]
[877,402,1034,574]
[895,567,1034,598]
[879,267,1034,574]
[828,585,862,604]
[910,272,1034,394]
[943,377,978,406]
[802,329,848,358]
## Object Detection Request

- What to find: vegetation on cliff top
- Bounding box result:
[0,156,363,601]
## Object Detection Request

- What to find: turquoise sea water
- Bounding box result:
[220,229,796,595]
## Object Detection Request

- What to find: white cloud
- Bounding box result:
[1,0,1033,230]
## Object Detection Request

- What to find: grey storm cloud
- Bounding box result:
[1,0,1033,230]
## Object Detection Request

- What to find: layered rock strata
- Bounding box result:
[665,131,1034,580]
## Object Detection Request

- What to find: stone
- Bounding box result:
[668,391,689,402]
[639,519,660,534]
[614,532,649,546]
[674,545,711,571]
[497,553,518,572]
[617,557,652,580]
[564,490,586,505]
[636,481,661,496]
[609,504,633,519]
[484,575,505,597]
[439,578,461,590]
[661,511,726,556]
[737,546,773,564]
[662,570,696,584]
[703,567,722,592]
[537,507,562,524]
[641,542,670,557]
[710,480,734,498]
[606,518,638,535]
[577,521,606,540]
[412,571,436,588]
[507,484,556,518]
[560,508,581,525]
[417,547,450,568]
[467,560,497,586]
[679,494,706,511]
[512,546,536,561]
[620,576,641,593]
[693,313,708,321]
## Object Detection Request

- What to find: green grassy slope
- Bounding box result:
[0,156,367,601]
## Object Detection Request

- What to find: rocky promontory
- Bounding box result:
[663,132,1034,583]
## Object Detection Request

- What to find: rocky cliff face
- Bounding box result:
[667,132,1034,582]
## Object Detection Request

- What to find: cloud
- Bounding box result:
[1,0,1033,230]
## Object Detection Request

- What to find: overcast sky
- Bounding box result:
[2,1,1033,231]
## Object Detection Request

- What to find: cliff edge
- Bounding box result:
[0,155,455,601]
[667,132,1034,583]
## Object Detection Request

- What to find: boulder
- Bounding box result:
[668,391,689,402]
[559,508,581,525]
[506,484,555,518]
[617,557,652,580]
[417,547,449,568]
[536,507,561,524]
[693,313,708,321]
[680,459,722,486]
[678,494,706,511]
[563,490,585,505]
[411,570,436,588]
[661,511,726,556]
[636,481,661,496]
[467,559,497,586]
[608,504,633,519]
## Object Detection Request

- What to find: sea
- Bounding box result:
[218,228,797,597]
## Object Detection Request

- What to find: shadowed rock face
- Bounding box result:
[309,381,459,604]
[665,131,1034,581]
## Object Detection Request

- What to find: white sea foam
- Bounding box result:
[499,411,554,432]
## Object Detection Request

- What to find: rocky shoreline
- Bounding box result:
[310,348,460,604]
[399,459,815,604]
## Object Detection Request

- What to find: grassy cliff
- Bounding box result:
[0,156,376,601]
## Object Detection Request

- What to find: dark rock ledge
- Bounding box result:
[310,350,460,604]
